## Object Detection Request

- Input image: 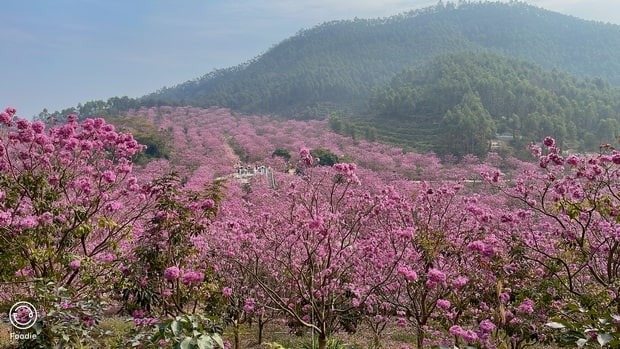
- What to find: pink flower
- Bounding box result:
[0,112,11,125]
[14,268,33,278]
[132,309,146,319]
[201,199,215,209]
[543,137,555,147]
[5,106,16,116]
[397,266,418,281]
[0,210,11,227]
[37,212,54,226]
[426,268,446,288]
[181,270,204,285]
[308,216,324,230]
[479,319,496,333]
[449,325,464,336]
[333,163,356,175]
[243,298,255,312]
[509,317,523,325]
[222,287,233,297]
[452,275,469,288]
[516,298,534,315]
[528,144,542,157]
[134,317,158,327]
[16,119,29,130]
[499,292,510,304]
[163,266,180,281]
[462,330,478,343]
[436,299,451,310]
[105,201,123,212]
[98,253,116,263]
[482,244,496,257]
[102,170,116,183]
[566,155,580,166]
[19,216,38,229]
[68,260,81,270]
[467,240,486,253]
[31,121,45,134]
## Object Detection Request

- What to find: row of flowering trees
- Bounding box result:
[204,136,620,348]
[210,154,536,349]
[2,105,620,348]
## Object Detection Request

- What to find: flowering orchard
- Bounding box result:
[1,105,620,348]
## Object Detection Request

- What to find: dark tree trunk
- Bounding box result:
[258,313,264,344]
[417,327,425,349]
[318,334,328,349]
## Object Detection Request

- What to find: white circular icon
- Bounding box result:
[8,301,38,330]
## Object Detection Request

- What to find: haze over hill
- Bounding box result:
[145,1,620,117]
[42,1,620,158]
[6,0,620,120]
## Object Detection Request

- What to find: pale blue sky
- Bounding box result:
[2,0,619,119]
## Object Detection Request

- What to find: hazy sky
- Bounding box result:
[2,0,620,119]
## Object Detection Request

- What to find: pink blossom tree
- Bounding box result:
[0,108,152,293]
[219,155,394,349]
[485,137,620,344]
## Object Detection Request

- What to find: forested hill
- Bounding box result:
[144,1,620,118]
[361,51,620,157]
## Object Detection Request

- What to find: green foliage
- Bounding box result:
[106,116,171,165]
[362,126,377,142]
[15,281,106,349]
[43,96,173,124]
[272,148,292,161]
[96,317,134,348]
[265,338,347,349]
[310,148,339,167]
[440,91,496,157]
[264,343,288,349]
[367,51,620,156]
[546,304,620,348]
[328,114,343,133]
[299,338,346,349]
[125,313,224,349]
[225,135,249,162]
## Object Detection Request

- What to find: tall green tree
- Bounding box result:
[441,91,496,157]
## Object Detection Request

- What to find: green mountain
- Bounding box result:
[361,51,620,156]
[144,1,620,119]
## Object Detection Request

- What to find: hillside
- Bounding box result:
[144,1,620,119]
[359,51,620,156]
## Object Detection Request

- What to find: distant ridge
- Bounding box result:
[144,1,620,118]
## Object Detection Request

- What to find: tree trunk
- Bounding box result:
[373,332,381,348]
[318,334,328,349]
[233,320,240,349]
[416,327,425,349]
[258,313,264,344]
